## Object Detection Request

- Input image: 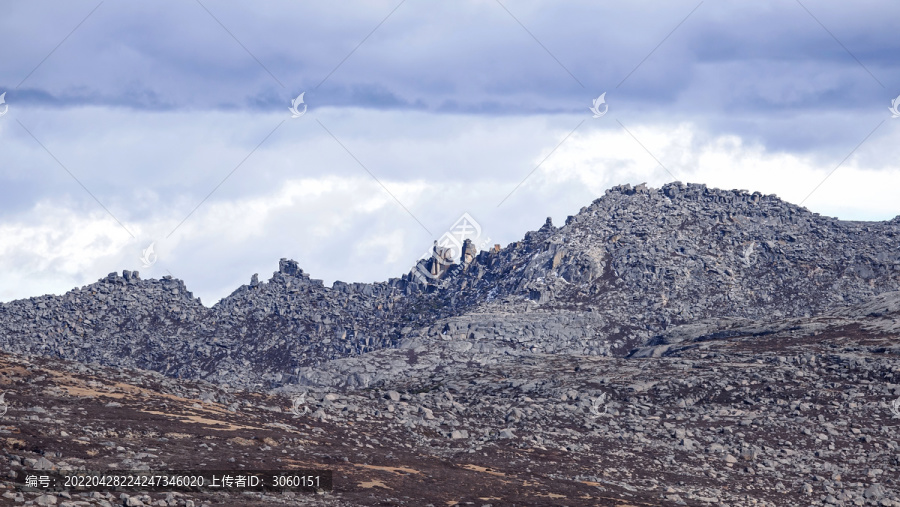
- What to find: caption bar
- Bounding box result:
[15,470,332,493]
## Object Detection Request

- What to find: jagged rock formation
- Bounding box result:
[1,182,899,389]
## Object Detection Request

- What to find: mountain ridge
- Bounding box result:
[2,181,899,389]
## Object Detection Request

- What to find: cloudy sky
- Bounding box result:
[1,0,899,305]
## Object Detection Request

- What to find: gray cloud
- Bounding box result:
[4,1,897,109]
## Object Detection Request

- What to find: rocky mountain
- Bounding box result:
[2,182,900,506]
[1,182,899,390]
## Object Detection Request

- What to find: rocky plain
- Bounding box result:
[1,182,899,506]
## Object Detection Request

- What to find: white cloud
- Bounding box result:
[0,201,129,301]
[538,121,900,221]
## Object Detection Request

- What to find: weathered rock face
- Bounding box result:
[1,182,899,389]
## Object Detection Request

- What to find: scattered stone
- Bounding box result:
[34,494,57,506]
[498,428,516,439]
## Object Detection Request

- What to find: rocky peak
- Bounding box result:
[426,181,900,326]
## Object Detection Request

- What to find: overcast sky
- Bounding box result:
[1,0,899,305]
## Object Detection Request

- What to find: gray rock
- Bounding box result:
[450,429,469,439]
[34,495,57,506]
[498,428,515,439]
[864,483,886,500]
[33,457,55,470]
